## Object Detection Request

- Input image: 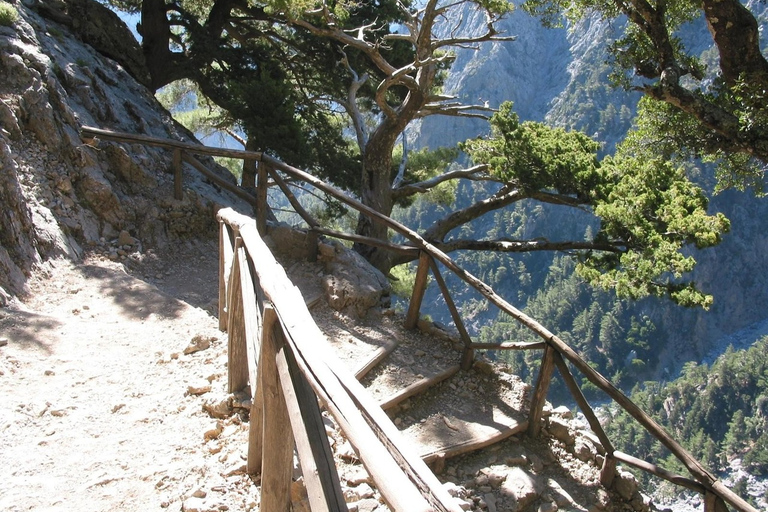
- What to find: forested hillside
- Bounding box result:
[402,0,768,396]
[605,337,768,508]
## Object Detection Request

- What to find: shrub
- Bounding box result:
[0,2,18,27]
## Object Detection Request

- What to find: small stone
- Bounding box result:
[224,462,246,476]
[44,369,55,376]
[548,416,575,445]
[614,469,639,500]
[552,405,573,419]
[0,338,8,347]
[473,359,494,375]
[346,469,372,486]
[500,467,543,510]
[192,489,207,498]
[50,409,66,417]
[203,395,232,419]
[118,230,135,246]
[187,382,212,396]
[184,335,213,355]
[204,421,223,441]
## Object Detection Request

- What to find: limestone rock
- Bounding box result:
[499,467,543,510]
[321,241,390,318]
[548,415,575,445]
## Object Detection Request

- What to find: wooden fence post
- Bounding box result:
[405,251,431,329]
[226,239,249,394]
[258,307,293,510]
[247,304,277,477]
[218,221,234,331]
[256,161,269,235]
[276,343,347,511]
[528,344,555,437]
[427,258,475,370]
[173,148,183,199]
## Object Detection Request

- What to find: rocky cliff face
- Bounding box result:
[0,0,249,303]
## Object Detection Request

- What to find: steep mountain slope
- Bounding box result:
[405,1,768,383]
[0,0,250,304]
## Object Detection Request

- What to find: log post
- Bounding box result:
[704,492,730,512]
[405,251,431,329]
[226,239,249,394]
[259,307,293,510]
[527,344,555,437]
[276,344,347,511]
[218,221,234,331]
[256,161,269,235]
[173,148,183,199]
[247,304,276,477]
[600,454,617,488]
[427,258,474,370]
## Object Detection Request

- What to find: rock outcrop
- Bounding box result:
[0,0,250,300]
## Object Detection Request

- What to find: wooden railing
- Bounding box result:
[80,125,757,512]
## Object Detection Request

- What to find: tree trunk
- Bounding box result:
[354,125,399,273]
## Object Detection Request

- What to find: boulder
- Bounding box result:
[321,240,390,318]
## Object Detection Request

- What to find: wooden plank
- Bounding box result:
[613,451,706,493]
[217,209,455,511]
[276,344,346,511]
[81,125,264,161]
[353,337,400,380]
[247,305,274,476]
[313,226,418,255]
[226,239,249,394]
[405,251,431,330]
[551,351,614,454]
[259,308,293,511]
[528,344,555,437]
[173,149,183,200]
[236,244,261,394]
[267,165,319,229]
[218,221,235,331]
[182,152,258,207]
[420,420,528,464]
[470,341,546,350]
[427,258,474,369]
[379,365,460,411]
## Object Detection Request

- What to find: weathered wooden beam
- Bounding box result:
[313,226,418,255]
[247,305,274,476]
[276,344,347,511]
[236,243,261,394]
[226,239,249,394]
[704,492,730,512]
[218,209,459,511]
[81,125,264,160]
[551,351,614,454]
[353,337,400,380]
[427,258,474,369]
[421,420,528,464]
[379,365,461,411]
[218,221,235,331]
[182,152,258,207]
[613,451,706,494]
[267,166,319,229]
[405,251,431,330]
[259,308,294,511]
[172,148,183,200]
[528,344,555,437]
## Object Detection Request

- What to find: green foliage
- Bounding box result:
[0,2,18,27]
[462,101,729,307]
[393,145,460,207]
[389,262,421,300]
[605,337,768,484]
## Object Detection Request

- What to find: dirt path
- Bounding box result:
[0,242,258,512]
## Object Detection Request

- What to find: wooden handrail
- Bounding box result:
[82,125,757,512]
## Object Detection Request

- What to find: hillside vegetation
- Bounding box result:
[605,338,768,507]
